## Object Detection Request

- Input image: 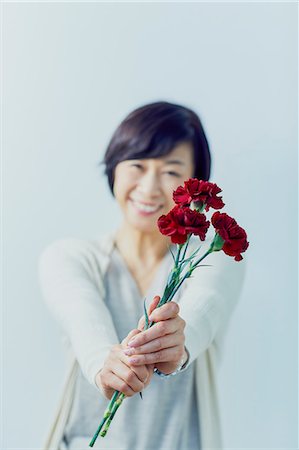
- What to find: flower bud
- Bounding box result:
[211,233,225,252]
[190,200,204,212]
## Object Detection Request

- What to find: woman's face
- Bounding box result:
[113,142,195,234]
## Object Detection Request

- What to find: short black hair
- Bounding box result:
[102,101,211,194]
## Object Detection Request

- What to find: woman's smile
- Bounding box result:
[129,198,164,216]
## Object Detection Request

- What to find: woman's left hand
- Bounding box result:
[123,296,187,375]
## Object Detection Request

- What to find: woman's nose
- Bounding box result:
[137,172,161,196]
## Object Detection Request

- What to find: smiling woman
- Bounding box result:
[38,101,246,450]
[113,144,194,232]
[103,101,211,195]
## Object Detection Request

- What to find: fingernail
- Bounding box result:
[124,348,135,356]
[128,338,136,347]
[129,358,138,364]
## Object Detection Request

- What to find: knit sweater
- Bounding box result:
[62,244,200,449]
[38,230,246,450]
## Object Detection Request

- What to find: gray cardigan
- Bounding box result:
[38,230,247,449]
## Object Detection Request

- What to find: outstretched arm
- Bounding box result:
[38,238,120,390]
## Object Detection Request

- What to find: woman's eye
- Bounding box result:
[164,171,180,177]
[131,163,143,169]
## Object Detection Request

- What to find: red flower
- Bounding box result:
[158,205,210,244]
[211,211,249,261]
[173,178,225,212]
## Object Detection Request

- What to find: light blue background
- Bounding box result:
[2,2,298,449]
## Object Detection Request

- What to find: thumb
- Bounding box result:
[138,295,161,330]
[148,295,161,317]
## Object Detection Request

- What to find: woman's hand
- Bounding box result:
[95,329,154,400]
[123,296,187,375]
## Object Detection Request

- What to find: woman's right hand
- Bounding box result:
[95,329,154,400]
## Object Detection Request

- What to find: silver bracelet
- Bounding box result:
[154,348,190,378]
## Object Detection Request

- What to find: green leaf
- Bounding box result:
[168,245,176,263]
[186,245,202,260]
[189,263,213,275]
[178,247,202,271]
[143,298,149,329]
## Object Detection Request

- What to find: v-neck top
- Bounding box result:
[61,244,201,450]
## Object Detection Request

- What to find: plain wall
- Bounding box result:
[2,2,298,449]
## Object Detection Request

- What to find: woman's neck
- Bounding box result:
[115,222,171,267]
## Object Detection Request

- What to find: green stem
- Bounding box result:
[166,247,213,303]
[89,236,215,446]
[175,243,183,267]
[99,393,126,437]
[189,247,213,271]
[180,234,191,262]
[89,390,121,447]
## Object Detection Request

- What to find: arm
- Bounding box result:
[121,241,247,373]
[38,238,120,390]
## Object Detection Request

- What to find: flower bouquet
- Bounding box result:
[89,178,249,446]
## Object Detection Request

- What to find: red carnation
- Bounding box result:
[173,178,225,212]
[158,205,210,244]
[211,211,249,261]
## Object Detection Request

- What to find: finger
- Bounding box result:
[127,318,179,348]
[138,295,161,331]
[144,366,155,388]
[117,345,150,383]
[107,372,137,397]
[124,332,182,356]
[128,364,149,384]
[127,346,182,366]
[149,302,180,322]
[122,328,141,346]
[112,361,145,393]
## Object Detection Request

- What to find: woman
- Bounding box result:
[39,101,246,450]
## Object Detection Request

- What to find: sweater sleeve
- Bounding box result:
[38,238,119,391]
[177,240,247,368]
